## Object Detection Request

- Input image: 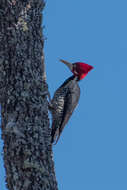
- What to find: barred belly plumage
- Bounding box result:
[50,76,80,144]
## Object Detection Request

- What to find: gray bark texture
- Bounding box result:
[0,0,58,190]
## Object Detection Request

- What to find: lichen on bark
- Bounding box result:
[0,0,58,190]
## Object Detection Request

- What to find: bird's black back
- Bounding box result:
[50,75,80,144]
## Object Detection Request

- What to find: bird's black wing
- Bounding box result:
[55,81,80,144]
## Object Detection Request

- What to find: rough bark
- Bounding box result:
[0,1,58,190]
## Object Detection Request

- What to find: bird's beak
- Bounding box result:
[60,59,73,71]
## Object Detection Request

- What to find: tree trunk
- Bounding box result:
[0,1,58,190]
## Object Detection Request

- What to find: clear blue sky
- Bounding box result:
[1,0,127,189]
[44,0,127,190]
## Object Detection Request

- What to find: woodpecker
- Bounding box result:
[50,59,93,144]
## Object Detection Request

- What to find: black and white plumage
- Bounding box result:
[50,76,80,144]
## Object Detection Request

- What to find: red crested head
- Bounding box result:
[60,59,93,80]
[73,62,93,80]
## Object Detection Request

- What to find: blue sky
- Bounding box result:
[0,0,127,189]
[44,0,127,190]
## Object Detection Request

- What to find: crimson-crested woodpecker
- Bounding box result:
[50,59,93,144]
